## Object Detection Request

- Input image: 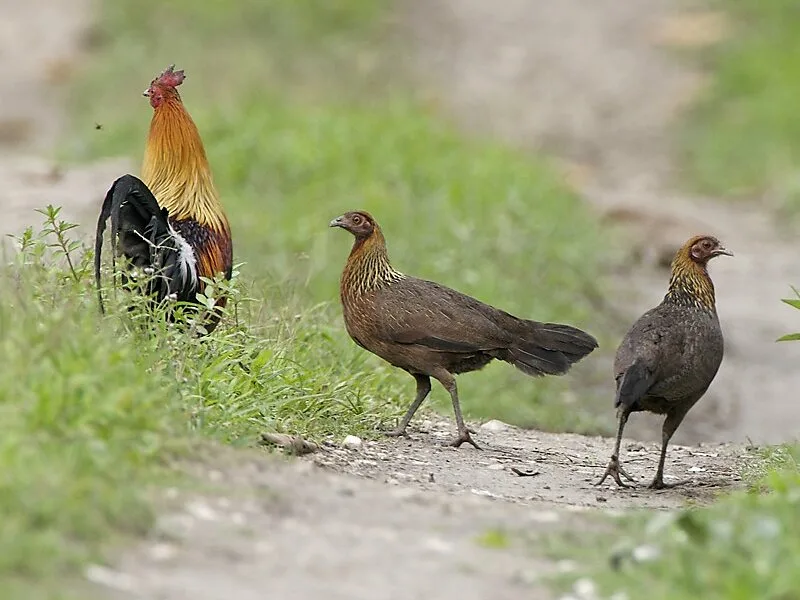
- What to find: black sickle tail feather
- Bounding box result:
[94,174,199,313]
[504,322,599,377]
[615,359,656,410]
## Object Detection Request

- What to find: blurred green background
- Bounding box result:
[65,0,615,431]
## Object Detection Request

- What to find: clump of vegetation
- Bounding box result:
[777,286,800,341]
[0,206,406,595]
[548,445,800,600]
[681,0,800,214]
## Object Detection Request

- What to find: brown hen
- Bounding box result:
[597,235,732,489]
[331,210,598,449]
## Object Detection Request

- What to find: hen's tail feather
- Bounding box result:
[615,359,656,410]
[94,174,197,313]
[503,322,599,377]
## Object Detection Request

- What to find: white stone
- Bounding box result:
[343,435,363,450]
[480,419,511,432]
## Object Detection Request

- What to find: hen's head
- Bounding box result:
[143,64,186,109]
[329,211,378,241]
[679,235,733,267]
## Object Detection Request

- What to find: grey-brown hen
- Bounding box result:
[597,235,732,490]
[330,210,598,449]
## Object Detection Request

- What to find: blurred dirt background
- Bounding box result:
[401,0,800,446]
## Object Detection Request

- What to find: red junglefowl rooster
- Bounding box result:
[597,235,732,490]
[94,64,232,332]
[330,210,599,449]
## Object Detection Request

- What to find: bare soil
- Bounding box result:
[101,423,746,600]
[1,0,792,598]
[0,0,130,247]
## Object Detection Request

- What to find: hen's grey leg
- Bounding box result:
[649,408,690,490]
[597,410,636,487]
[433,370,481,449]
[386,373,431,438]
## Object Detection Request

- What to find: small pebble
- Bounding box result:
[85,565,136,592]
[148,542,178,562]
[529,511,560,524]
[556,559,577,573]
[573,577,597,599]
[185,500,217,522]
[343,435,363,450]
[632,544,661,562]
[423,537,453,554]
[480,419,511,432]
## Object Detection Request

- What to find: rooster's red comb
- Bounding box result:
[153,64,185,89]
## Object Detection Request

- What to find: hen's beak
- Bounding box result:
[329,216,345,228]
[715,246,734,257]
[142,89,151,97]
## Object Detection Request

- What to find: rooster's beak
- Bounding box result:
[329,216,345,229]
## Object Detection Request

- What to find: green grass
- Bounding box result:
[546,445,800,600]
[1,0,620,594]
[0,207,406,597]
[681,0,800,213]
[0,215,181,595]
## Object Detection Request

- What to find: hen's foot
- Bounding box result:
[648,476,689,490]
[447,430,482,450]
[596,456,636,487]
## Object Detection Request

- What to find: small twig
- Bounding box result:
[511,467,541,477]
[259,432,320,455]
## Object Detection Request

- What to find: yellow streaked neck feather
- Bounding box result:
[141,100,229,232]
[342,228,406,299]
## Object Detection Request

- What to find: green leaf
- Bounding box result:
[781,299,800,310]
[777,333,800,342]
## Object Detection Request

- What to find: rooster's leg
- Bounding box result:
[386,374,431,438]
[597,410,636,487]
[432,370,481,450]
[649,409,690,490]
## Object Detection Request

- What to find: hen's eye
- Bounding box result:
[352,216,362,225]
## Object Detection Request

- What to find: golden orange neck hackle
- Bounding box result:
[664,238,716,311]
[141,97,230,234]
[341,226,405,300]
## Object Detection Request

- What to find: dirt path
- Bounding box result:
[404,0,800,446]
[101,425,746,600]
[0,0,128,247]
[0,0,781,598]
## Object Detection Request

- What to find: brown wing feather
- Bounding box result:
[371,278,511,352]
